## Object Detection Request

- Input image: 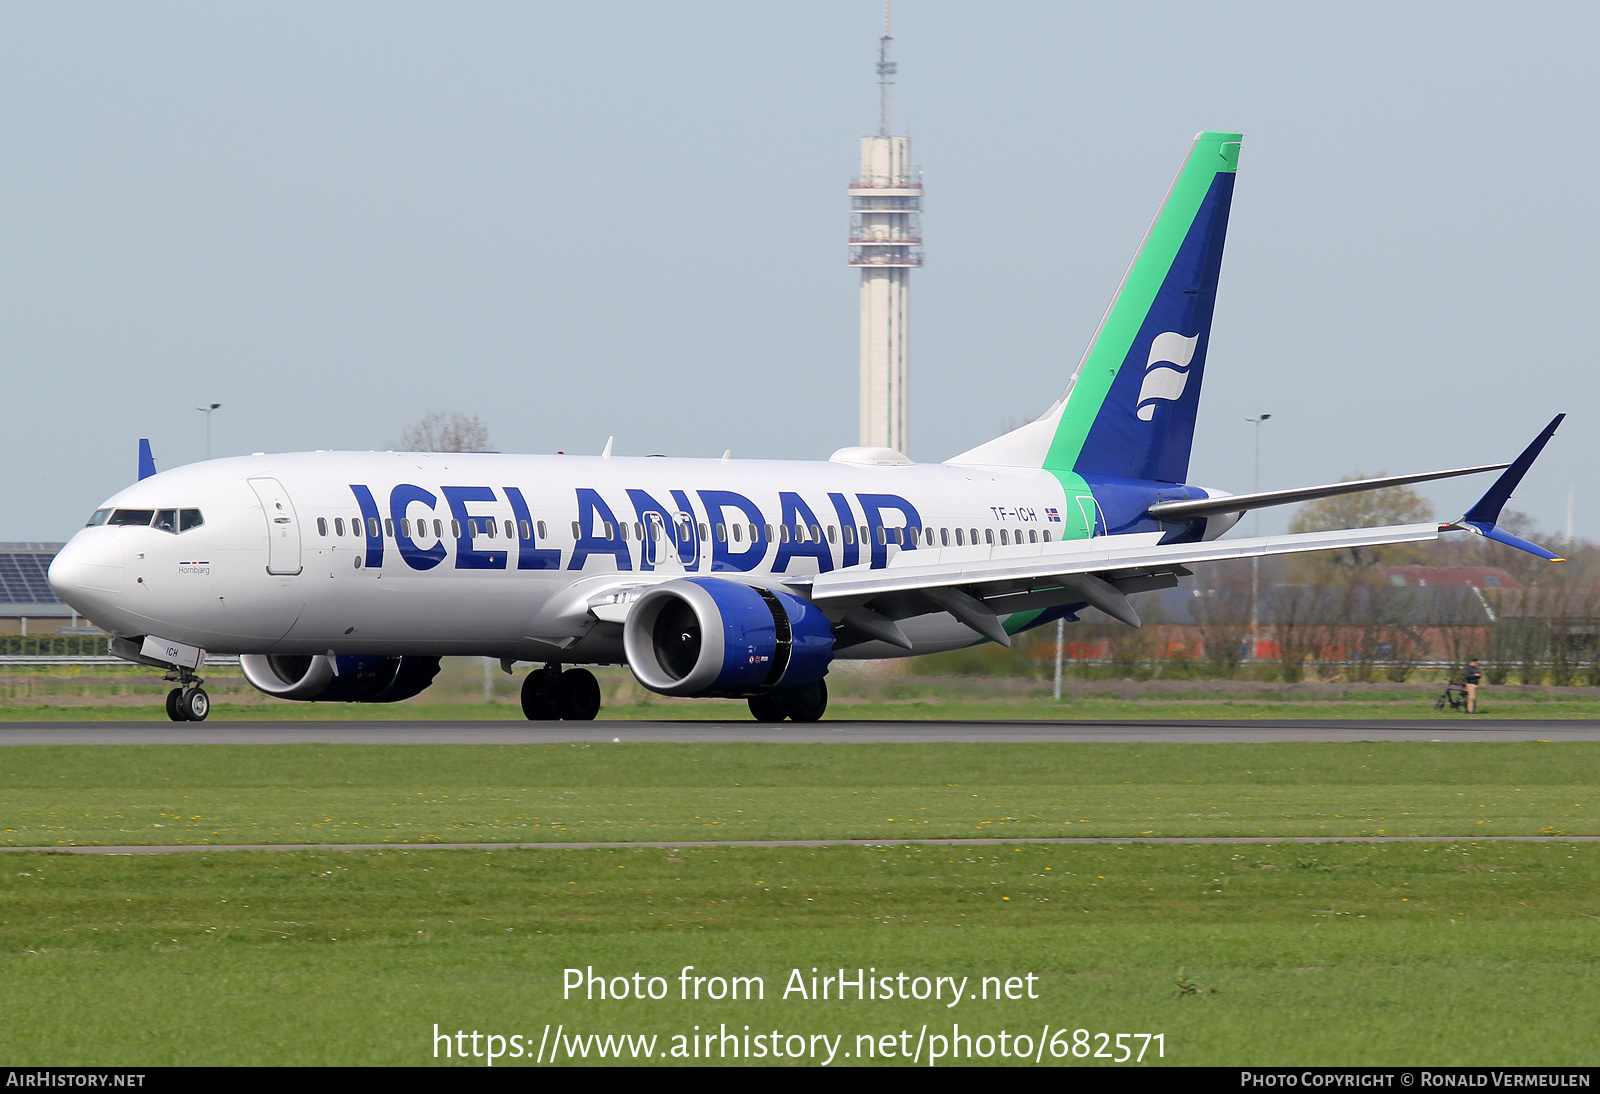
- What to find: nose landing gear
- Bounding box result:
[163,668,210,722]
[520,663,601,721]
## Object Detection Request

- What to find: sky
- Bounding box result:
[2,2,1596,543]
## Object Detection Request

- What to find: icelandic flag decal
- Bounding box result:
[1045,508,1062,523]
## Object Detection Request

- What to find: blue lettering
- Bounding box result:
[441,486,507,570]
[389,484,447,571]
[773,492,833,573]
[670,489,701,570]
[568,489,631,571]
[349,485,384,569]
[697,490,766,573]
[504,487,561,570]
[627,489,695,573]
[827,492,859,568]
[857,493,923,569]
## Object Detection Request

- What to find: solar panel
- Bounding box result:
[0,551,63,604]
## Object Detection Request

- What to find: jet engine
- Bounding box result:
[622,577,833,698]
[239,654,442,703]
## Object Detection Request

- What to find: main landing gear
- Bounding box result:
[747,679,828,723]
[163,668,210,722]
[520,664,601,721]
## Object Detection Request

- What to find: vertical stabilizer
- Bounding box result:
[950,131,1240,484]
[137,439,157,481]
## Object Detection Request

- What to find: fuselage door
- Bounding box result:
[248,477,304,575]
[1076,495,1107,538]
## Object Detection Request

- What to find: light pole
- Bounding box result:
[1245,414,1272,659]
[195,403,220,460]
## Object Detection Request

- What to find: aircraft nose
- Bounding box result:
[47,533,125,620]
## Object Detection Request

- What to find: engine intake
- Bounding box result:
[239,654,441,703]
[623,577,833,698]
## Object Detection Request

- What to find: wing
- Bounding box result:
[789,522,1441,649]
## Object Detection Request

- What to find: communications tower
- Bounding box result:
[850,2,921,454]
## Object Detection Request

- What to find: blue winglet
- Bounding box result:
[1450,414,1564,561]
[137,439,157,481]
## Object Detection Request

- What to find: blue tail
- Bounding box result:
[138,439,157,481]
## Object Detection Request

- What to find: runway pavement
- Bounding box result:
[1,718,1598,744]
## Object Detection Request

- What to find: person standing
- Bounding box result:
[1464,659,1483,713]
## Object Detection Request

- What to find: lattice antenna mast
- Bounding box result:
[876,0,895,137]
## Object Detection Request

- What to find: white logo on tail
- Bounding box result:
[1135,332,1200,421]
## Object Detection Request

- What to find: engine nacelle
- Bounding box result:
[622,577,833,698]
[239,654,441,703]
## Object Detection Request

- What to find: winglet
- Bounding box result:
[1445,414,1565,561]
[137,439,157,481]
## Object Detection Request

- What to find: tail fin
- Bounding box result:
[950,131,1241,484]
[137,439,157,481]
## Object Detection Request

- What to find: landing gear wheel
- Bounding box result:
[181,687,210,722]
[165,688,189,722]
[520,668,559,721]
[556,669,601,721]
[747,693,788,722]
[785,679,828,723]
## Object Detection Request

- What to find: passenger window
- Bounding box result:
[537,521,547,539]
[334,518,345,537]
[86,509,112,527]
[827,525,837,544]
[984,529,994,545]
[860,526,869,544]
[486,519,496,539]
[519,520,530,540]
[317,518,328,537]
[999,529,1009,545]
[764,524,773,541]
[810,524,821,542]
[954,528,964,546]
[404,519,414,538]
[698,523,708,540]
[1029,529,1038,543]
[384,518,394,538]
[778,525,790,543]
[452,520,463,538]
[651,523,662,542]
[876,527,886,545]
[571,521,581,539]
[731,524,742,543]
[940,528,949,546]
[109,509,155,526]
[750,524,759,543]
[618,523,628,542]
[154,510,178,533]
[633,522,643,541]
[603,522,614,538]
[842,526,854,545]
[1042,530,1051,542]
[364,517,378,538]
[716,523,727,542]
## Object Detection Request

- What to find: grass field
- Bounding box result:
[1,742,1597,847]
[4,742,1597,1066]
[4,660,1600,720]
[2,841,1597,1065]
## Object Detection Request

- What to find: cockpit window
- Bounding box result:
[86,509,111,527]
[154,510,178,533]
[108,509,155,526]
[179,509,204,532]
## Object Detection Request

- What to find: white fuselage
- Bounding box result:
[48,450,1100,663]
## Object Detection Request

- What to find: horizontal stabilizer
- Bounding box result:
[1147,463,1508,521]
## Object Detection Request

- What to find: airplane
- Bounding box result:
[47,131,1564,723]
